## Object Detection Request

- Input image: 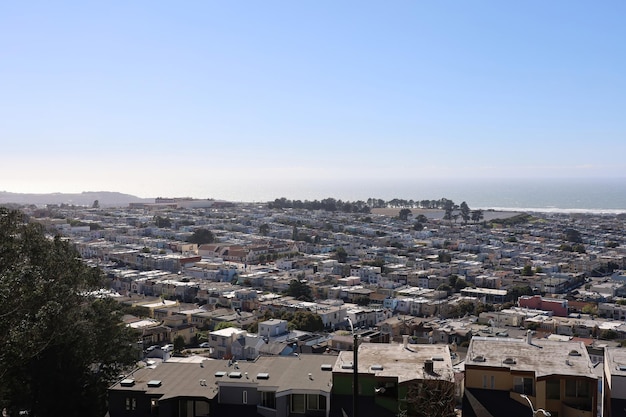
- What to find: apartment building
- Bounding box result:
[464,333,597,417]
[604,347,626,417]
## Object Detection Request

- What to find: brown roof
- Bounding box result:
[110,354,335,400]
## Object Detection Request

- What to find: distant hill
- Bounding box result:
[0,191,153,208]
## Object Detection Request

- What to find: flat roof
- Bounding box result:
[467,337,597,380]
[604,347,626,377]
[110,354,335,400]
[210,327,246,337]
[333,342,453,384]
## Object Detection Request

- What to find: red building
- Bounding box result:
[518,295,568,317]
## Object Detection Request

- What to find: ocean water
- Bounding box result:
[209,178,626,213]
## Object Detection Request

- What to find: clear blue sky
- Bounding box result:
[1,1,625,199]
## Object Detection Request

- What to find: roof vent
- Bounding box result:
[257,373,270,380]
[147,380,162,387]
[431,357,444,361]
[321,364,333,371]
[215,371,227,377]
[503,357,516,365]
[473,356,486,362]
[229,372,242,378]
[569,350,581,356]
[341,362,353,369]
[371,364,384,371]
[120,379,135,387]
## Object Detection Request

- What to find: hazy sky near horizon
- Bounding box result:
[1,1,625,199]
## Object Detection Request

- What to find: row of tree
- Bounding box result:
[268,197,371,213]
[267,196,483,215]
[399,201,484,224]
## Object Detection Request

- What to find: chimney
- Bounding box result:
[403,334,409,349]
[424,359,434,374]
[526,329,532,345]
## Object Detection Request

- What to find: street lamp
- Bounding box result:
[347,318,359,417]
[520,394,551,417]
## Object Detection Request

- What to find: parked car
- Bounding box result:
[199,342,210,348]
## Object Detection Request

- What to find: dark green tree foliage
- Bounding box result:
[268,197,371,213]
[335,246,348,263]
[0,209,136,417]
[565,228,583,243]
[286,279,313,301]
[507,285,534,302]
[398,208,412,221]
[187,228,215,244]
[259,223,270,236]
[471,209,484,223]
[173,335,186,353]
[460,201,470,224]
[289,310,324,332]
[153,215,172,228]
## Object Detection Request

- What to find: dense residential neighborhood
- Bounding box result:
[14,198,626,416]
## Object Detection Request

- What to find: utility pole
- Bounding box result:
[347,318,359,417]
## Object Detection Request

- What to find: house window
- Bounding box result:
[547,379,560,399]
[514,377,533,395]
[291,394,305,413]
[126,397,136,411]
[566,379,591,398]
[482,375,488,388]
[242,391,247,404]
[260,391,276,409]
[307,394,326,410]
[195,401,209,417]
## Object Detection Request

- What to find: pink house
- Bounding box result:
[518,295,568,317]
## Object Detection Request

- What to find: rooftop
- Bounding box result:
[467,336,597,380]
[110,354,335,400]
[333,342,453,384]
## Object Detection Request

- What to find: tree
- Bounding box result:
[437,284,452,295]
[335,246,348,263]
[415,214,428,224]
[286,279,313,301]
[289,310,324,332]
[582,304,598,316]
[173,335,186,354]
[565,228,582,243]
[92,199,99,209]
[214,321,238,331]
[459,201,470,224]
[507,285,533,302]
[187,228,215,244]
[438,251,452,263]
[522,265,534,276]
[443,200,454,222]
[154,215,172,228]
[259,223,270,236]
[0,209,136,417]
[398,208,412,221]
[471,209,484,223]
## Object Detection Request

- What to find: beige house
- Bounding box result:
[464,333,597,417]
